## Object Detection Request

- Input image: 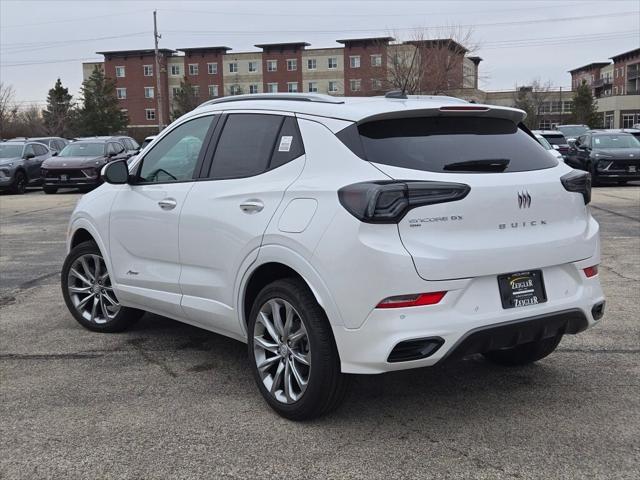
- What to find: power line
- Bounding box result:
[0,9,150,29]
[1,57,102,68]
[1,33,149,54]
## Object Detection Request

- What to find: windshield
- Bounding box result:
[593,135,640,149]
[59,143,104,157]
[544,134,567,146]
[536,135,553,150]
[558,126,588,138]
[0,144,23,158]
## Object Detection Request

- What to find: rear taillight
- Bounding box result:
[561,170,591,205]
[338,181,470,224]
[376,291,446,309]
[583,265,598,278]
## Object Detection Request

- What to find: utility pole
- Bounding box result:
[153,10,164,132]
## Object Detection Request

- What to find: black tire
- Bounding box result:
[589,163,601,187]
[482,335,562,366]
[247,278,349,420]
[43,186,58,194]
[61,240,144,333]
[10,170,27,194]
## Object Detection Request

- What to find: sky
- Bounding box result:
[1,0,639,107]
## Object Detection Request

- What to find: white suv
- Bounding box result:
[62,93,605,419]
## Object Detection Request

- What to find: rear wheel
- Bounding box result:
[10,171,26,194]
[43,186,58,194]
[482,334,562,366]
[248,278,349,420]
[61,240,144,332]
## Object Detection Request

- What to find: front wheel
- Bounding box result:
[248,278,349,420]
[482,335,562,366]
[10,171,26,194]
[61,240,144,332]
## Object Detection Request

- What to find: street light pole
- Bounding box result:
[153,10,164,132]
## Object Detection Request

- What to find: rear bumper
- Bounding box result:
[332,257,605,374]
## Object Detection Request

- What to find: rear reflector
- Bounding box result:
[583,265,598,278]
[376,291,446,309]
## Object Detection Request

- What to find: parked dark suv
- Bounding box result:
[40,138,129,193]
[0,140,52,194]
[566,131,640,185]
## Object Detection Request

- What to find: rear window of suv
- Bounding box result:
[337,116,557,173]
[543,134,567,146]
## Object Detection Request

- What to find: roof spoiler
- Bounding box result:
[356,104,527,125]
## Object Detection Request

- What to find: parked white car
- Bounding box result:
[535,133,564,162]
[62,93,605,419]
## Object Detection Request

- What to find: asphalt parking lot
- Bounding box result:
[1,185,639,479]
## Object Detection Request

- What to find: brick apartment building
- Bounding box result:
[568,47,640,128]
[82,37,481,138]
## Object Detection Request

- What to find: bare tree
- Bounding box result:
[0,83,18,137]
[513,79,554,129]
[386,26,480,95]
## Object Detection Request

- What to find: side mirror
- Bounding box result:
[52,151,58,156]
[108,151,117,157]
[567,139,576,148]
[24,152,35,159]
[102,159,129,184]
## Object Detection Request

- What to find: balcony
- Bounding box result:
[592,77,613,88]
[628,69,640,80]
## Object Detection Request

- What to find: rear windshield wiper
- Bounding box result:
[443,159,510,172]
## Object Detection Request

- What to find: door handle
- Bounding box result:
[240,200,264,213]
[158,198,177,210]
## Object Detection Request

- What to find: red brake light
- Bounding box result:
[583,265,598,278]
[376,291,446,309]
[439,106,490,111]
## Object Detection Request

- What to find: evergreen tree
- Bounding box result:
[171,77,199,120]
[570,81,602,128]
[75,66,127,135]
[43,78,74,137]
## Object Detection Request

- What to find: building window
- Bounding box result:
[144,87,154,99]
[208,85,219,97]
[328,57,338,69]
[538,119,552,130]
[230,85,242,95]
[287,59,297,71]
[287,82,298,93]
[371,54,382,67]
[172,86,181,98]
[563,101,573,113]
[249,84,259,94]
[145,109,156,120]
[188,64,199,75]
[350,56,361,68]
[267,82,278,93]
[143,65,153,76]
[229,62,238,73]
[307,58,317,70]
[192,85,200,98]
[350,79,361,92]
[207,62,218,75]
[371,78,382,90]
[267,60,277,72]
[248,61,258,72]
[116,88,127,99]
[308,82,318,93]
[170,65,181,76]
[115,66,125,78]
[328,81,338,93]
[622,113,638,128]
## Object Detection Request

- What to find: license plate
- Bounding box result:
[497,270,547,309]
[629,166,637,173]
[60,174,68,181]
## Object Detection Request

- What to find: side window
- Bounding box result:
[138,115,215,183]
[24,144,35,157]
[121,138,133,150]
[112,142,125,154]
[33,144,48,156]
[585,135,592,148]
[106,143,116,155]
[129,138,140,150]
[210,114,283,179]
[270,116,305,169]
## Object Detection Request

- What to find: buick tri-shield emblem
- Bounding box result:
[518,190,532,209]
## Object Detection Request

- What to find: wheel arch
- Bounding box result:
[237,245,345,338]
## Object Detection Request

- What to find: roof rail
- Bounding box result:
[198,93,344,108]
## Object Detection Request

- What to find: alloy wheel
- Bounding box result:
[67,253,120,324]
[253,298,311,404]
